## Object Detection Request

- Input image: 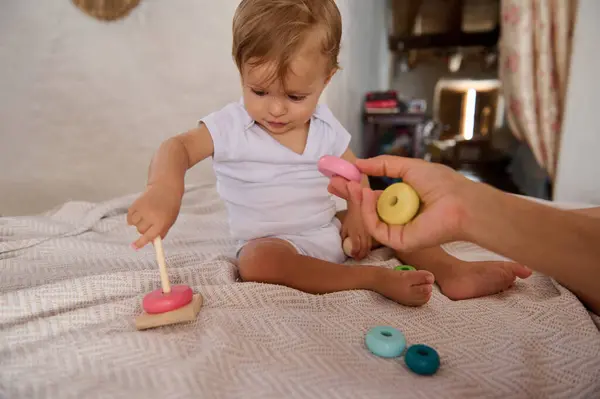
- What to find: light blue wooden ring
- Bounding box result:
[365,326,406,358]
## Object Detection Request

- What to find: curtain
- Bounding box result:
[499,0,579,180]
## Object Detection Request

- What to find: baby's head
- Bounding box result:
[232,0,342,134]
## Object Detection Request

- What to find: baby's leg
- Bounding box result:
[395,246,532,300]
[238,238,434,306]
[336,209,531,299]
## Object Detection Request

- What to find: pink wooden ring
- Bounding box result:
[142,285,193,314]
[318,155,362,182]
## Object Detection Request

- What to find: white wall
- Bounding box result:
[554,0,600,204]
[0,0,389,216]
[0,0,241,216]
[326,0,391,156]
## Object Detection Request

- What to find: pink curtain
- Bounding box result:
[499,0,579,180]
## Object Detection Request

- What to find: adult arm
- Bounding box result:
[329,155,600,313]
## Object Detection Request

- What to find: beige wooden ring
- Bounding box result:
[342,237,353,257]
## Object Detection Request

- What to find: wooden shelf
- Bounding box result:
[362,111,433,161]
[389,26,500,51]
[363,112,429,126]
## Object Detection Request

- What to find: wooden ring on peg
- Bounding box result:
[142,285,193,314]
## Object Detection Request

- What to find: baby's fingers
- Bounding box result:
[132,225,161,250]
[136,219,152,235]
[127,209,141,226]
[357,232,370,260]
[350,234,361,259]
[348,181,363,204]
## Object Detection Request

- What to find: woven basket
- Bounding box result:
[72,0,141,21]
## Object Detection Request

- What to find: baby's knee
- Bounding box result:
[237,240,291,283]
[238,252,268,282]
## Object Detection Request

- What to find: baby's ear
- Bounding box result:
[324,67,338,85]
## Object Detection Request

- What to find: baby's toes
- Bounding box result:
[400,270,434,306]
[374,269,434,306]
[511,263,533,279]
[403,269,435,286]
[406,283,433,306]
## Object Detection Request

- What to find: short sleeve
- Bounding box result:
[198,102,250,161]
[314,104,352,157]
[330,120,352,157]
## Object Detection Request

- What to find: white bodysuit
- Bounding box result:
[200,100,351,263]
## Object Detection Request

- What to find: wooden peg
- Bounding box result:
[153,236,171,294]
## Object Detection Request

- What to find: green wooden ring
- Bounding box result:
[395,265,416,271]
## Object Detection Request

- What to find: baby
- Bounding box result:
[128,0,530,305]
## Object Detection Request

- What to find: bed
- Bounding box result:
[1,183,599,399]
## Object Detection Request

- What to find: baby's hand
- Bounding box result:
[127,184,182,249]
[341,206,372,260]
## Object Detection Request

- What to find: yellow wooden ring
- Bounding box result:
[376,183,420,225]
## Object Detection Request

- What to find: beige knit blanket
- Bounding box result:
[1,185,599,399]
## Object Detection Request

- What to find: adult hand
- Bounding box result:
[330,155,600,314]
[328,155,480,252]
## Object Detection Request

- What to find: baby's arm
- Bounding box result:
[340,148,370,190]
[128,124,214,248]
[338,148,372,258]
[147,124,214,196]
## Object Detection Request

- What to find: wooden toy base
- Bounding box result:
[135,294,203,330]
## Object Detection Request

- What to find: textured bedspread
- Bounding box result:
[1,185,599,399]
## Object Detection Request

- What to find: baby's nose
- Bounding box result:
[268,99,286,116]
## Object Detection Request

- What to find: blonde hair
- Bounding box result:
[232,0,342,85]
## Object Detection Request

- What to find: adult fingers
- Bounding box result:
[360,188,406,251]
[355,155,422,179]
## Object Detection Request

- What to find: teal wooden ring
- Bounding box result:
[365,326,406,358]
[404,344,440,375]
[395,265,416,271]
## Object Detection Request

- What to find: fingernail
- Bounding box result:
[130,243,139,251]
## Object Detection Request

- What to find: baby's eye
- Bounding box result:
[288,95,306,102]
[252,89,266,97]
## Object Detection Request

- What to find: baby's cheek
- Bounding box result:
[297,102,318,122]
[244,101,262,120]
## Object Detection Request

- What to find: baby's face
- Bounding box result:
[241,46,333,136]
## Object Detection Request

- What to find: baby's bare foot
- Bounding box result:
[436,261,532,300]
[372,268,435,306]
